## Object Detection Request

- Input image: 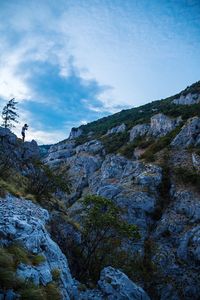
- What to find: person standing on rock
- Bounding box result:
[21,124,28,142]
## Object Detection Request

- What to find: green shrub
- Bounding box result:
[31,254,46,266]
[173,167,200,191]
[7,244,31,266]
[25,162,69,200]
[141,126,182,162]
[100,131,129,154]
[77,195,140,282]
[20,285,46,300]
[45,283,61,300]
[51,268,61,281]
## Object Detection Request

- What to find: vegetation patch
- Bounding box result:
[141,126,182,162]
[173,167,200,191]
[100,131,129,154]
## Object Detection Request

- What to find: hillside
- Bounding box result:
[76,80,200,136]
[1,80,200,300]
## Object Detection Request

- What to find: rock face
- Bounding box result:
[69,128,83,140]
[129,113,181,142]
[150,113,181,137]
[43,140,76,166]
[98,267,150,300]
[171,117,200,148]
[0,126,39,170]
[0,127,17,145]
[79,266,150,300]
[129,124,150,142]
[42,111,200,299]
[152,188,200,299]
[173,93,200,105]
[106,123,126,135]
[0,195,78,300]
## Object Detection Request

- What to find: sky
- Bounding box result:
[0,0,200,144]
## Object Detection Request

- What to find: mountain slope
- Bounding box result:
[43,80,200,300]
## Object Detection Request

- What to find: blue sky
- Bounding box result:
[0,0,200,144]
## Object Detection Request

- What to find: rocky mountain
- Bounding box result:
[1,80,200,299]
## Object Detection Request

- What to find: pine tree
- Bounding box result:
[1,98,19,128]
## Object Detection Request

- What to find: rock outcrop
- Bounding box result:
[0,195,78,300]
[79,266,150,300]
[150,113,181,137]
[69,128,83,140]
[171,116,200,148]
[43,140,76,166]
[173,93,200,105]
[106,123,126,135]
[152,188,200,299]
[129,124,150,142]
[129,113,182,142]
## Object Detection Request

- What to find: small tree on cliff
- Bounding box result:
[1,98,19,128]
[78,195,140,282]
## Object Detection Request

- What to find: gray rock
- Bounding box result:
[21,140,39,160]
[17,263,40,286]
[69,128,83,140]
[130,124,150,142]
[171,117,200,148]
[44,140,76,166]
[150,113,181,137]
[0,195,78,300]
[98,266,150,300]
[173,93,200,105]
[76,140,104,155]
[0,127,17,145]
[106,123,126,135]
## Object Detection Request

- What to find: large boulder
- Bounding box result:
[150,113,181,137]
[129,124,150,142]
[98,267,150,300]
[171,117,200,148]
[173,93,200,105]
[0,195,78,300]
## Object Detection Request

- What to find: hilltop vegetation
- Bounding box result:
[77,80,200,137]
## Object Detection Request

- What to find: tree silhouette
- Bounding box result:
[1,98,19,128]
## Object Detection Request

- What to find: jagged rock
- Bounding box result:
[44,140,76,166]
[69,128,83,140]
[150,113,181,137]
[171,117,200,148]
[173,93,200,105]
[129,124,150,142]
[106,123,126,135]
[66,154,103,194]
[0,195,78,300]
[98,266,150,300]
[76,140,104,155]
